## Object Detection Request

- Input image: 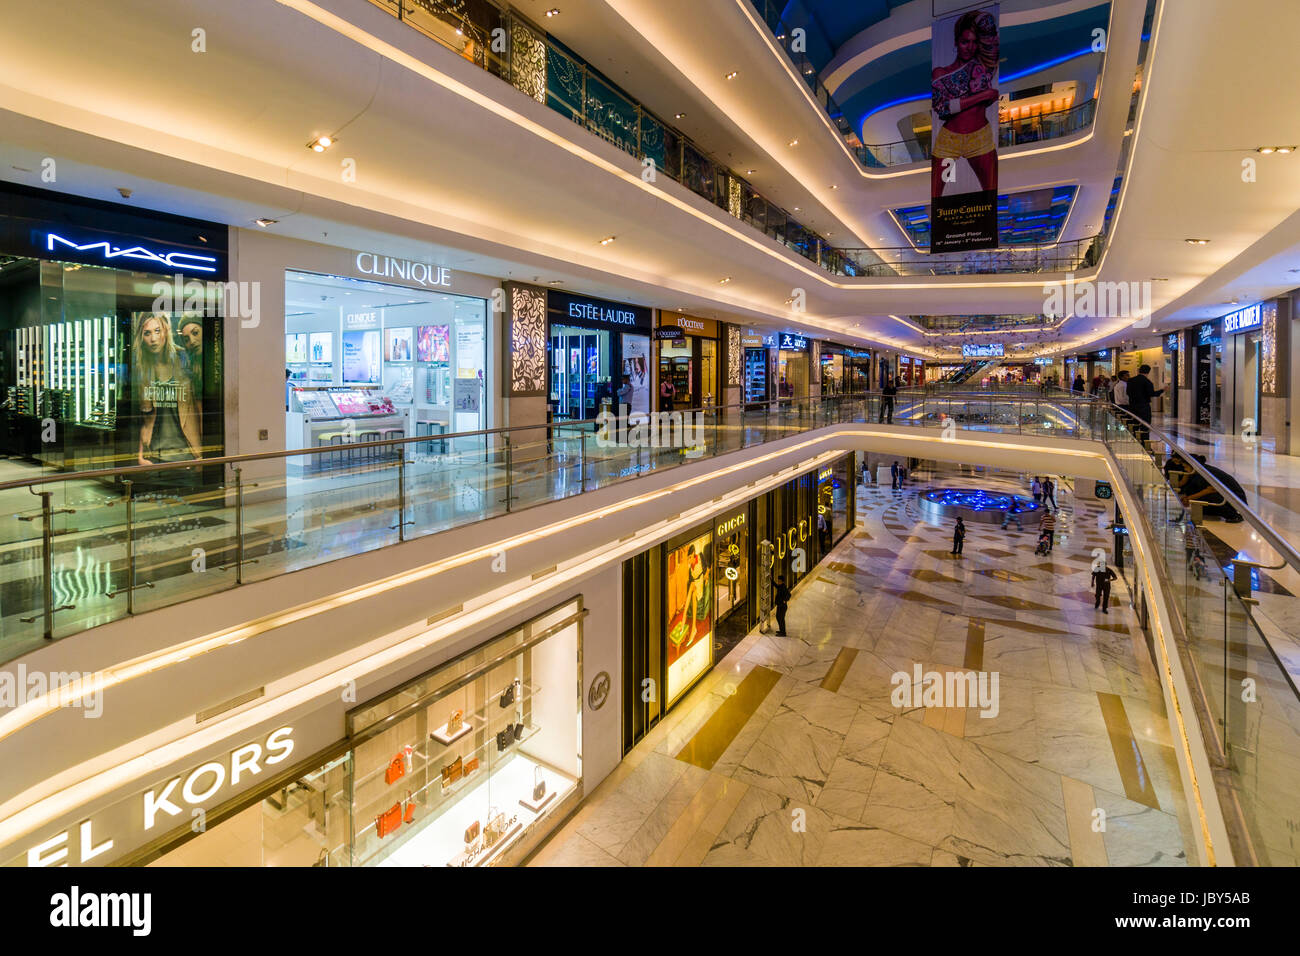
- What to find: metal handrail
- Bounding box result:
[1109,405,1300,577]
[0,392,870,493]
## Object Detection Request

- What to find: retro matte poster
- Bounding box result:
[930,4,1000,253]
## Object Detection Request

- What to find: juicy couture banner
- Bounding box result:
[930,4,1000,253]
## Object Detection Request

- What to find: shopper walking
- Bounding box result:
[1039,508,1057,552]
[1031,477,1043,507]
[1092,563,1117,613]
[951,516,967,557]
[1043,476,1058,512]
[773,574,790,636]
[880,376,897,424]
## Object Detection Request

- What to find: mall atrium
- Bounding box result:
[0,0,1295,902]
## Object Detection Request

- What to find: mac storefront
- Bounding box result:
[0,181,227,479]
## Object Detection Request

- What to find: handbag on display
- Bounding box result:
[499,680,515,709]
[514,722,525,742]
[484,809,506,847]
[447,709,463,735]
[464,820,480,844]
[377,802,402,838]
[533,767,546,802]
[385,753,405,785]
[441,755,463,786]
[464,757,479,776]
[404,792,416,825]
[496,729,509,752]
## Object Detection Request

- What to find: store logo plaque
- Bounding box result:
[587,671,611,711]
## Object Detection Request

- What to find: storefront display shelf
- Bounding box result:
[376,755,576,868]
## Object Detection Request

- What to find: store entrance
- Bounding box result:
[550,325,609,421]
[659,339,694,410]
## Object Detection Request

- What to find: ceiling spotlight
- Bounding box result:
[599,236,616,245]
[308,135,334,152]
[746,169,755,174]
[675,112,686,119]
[788,138,799,147]
[254,218,278,227]
[719,276,732,284]
[829,184,839,190]
[1279,146,1296,154]
[548,280,562,285]
[1257,146,1276,154]
[1185,238,1210,245]
[793,206,801,211]
[725,71,738,80]
[545,7,560,16]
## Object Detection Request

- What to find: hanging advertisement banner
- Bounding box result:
[930,4,1000,253]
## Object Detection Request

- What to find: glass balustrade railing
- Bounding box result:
[1103,406,1300,866]
[1,390,1107,660]
[4,381,1296,864]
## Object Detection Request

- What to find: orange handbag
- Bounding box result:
[377,802,402,838]
[441,755,463,786]
[385,754,405,785]
[464,757,479,776]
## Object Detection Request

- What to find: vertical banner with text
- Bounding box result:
[930,4,1000,253]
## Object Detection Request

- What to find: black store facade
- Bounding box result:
[547,290,652,421]
[620,455,856,752]
[0,182,227,478]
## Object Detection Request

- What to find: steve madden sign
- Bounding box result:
[21,726,295,867]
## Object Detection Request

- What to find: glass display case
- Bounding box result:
[345,599,583,867]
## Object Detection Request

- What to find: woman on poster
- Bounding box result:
[931,9,999,197]
[134,313,202,466]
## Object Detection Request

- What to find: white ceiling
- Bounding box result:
[0,0,1294,359]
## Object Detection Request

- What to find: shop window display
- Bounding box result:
[344,600,582,867]
[665,529,712,705]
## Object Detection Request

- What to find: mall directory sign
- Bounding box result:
[929,4,1000,252]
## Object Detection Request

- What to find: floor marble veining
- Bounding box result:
[530,467,1195,867]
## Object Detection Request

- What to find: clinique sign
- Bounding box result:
[355,252,452,288]
[23,727,295,867]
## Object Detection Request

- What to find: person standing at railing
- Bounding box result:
[1112,370,1130,419]
[1072,374,1086,393]
[1180,453,1247,523]
[1126,364,1164,446]
[880,376,897,424]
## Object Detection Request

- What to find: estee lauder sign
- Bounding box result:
[20,726,295,867]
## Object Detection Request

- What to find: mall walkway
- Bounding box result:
[529,471,1192,867]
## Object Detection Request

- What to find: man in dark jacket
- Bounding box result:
[1126,364,1165,444]
[773,574,790,636]
[880,376,897,424]
[1092,564,1118,613]
[1182,454,1247,522]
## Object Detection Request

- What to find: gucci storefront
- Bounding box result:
[620,456,855,751]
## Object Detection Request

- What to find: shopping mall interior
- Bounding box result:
[0,0,1298,900]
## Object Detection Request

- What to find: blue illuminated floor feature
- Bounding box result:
[919,487,1041,524]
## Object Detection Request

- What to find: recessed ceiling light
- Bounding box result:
[548,280,563,285]
[719,277,732,284]
[599,236,616,245]
[829,185,839,190]
[308,135,334,152]
[1185,238,1210,245]
[1151,277,1168,281]
[746,169,755,175]
[1257,146,1276,154]
[788,139,799,147]
[674,112,686,119]
[725,71,738,80]
[793,206,800,211]
[545,7,560,16]
[254,218,278,227]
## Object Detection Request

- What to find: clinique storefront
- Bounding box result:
[0,182,227,480]
[12,599,587,868]
[620,456,855,751]
[284,263,490,459]
[547,290,652,420]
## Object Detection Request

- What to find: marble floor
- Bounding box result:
[529,468,1195,867]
